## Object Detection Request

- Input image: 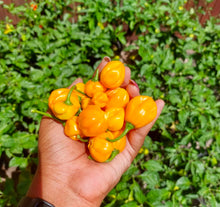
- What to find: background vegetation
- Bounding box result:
[0,0,219,206]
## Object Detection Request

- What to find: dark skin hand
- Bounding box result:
[27,57,165,207]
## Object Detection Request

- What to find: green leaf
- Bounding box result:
[138,171,160,188]
[143,160,164,172]
[117,32,126,45]
[116,181,128,191]
[117,189,130,200]
[30,68,45,82]
[146,189,170,203]
[178,110,189,126]
[9,156,28,168]
[121,201,138,207]
[176,177,191,190]
[132,181,146,204]
[122,165,139,181]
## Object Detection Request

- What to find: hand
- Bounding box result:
[27,57,165,207]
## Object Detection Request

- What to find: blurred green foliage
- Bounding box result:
[0,0,219,206]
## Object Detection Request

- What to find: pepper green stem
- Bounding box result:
[88,155,93,160]
[92,69,99,82]
[106,122,135,142]
[105,149,120,162]
[76,135,88,142]
[31,109,65,126]
[75,108,82,116]
[64,86,76,105]
[75,89,89,97]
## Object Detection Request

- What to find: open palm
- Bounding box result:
[27,57,165,207]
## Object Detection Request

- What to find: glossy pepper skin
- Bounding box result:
[105,107,125,131]
[64,116,83,140]
[88,132,114,162]
[92,91,109,108]
[107,95,157,142]
[81,97,92,109]
[78,105,108,137]
[125,96,157,128]
[85,70,106,97]
[72,83,87,99]
[105,88,130,109]
[111,130,126,152]
[100,61,125,89]
[48,87,80,120]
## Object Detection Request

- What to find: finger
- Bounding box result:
[126,80,140,98]
[93,56,111,77]
[106,99,165,178]
[68,78,83,88]
[121,66,131,88]
[128,99,165,155]
[98,56,111,72]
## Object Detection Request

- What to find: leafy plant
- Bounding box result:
[0,0,219,206]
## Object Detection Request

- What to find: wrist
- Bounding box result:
[27,167,101,207]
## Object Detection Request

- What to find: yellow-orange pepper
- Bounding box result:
[88,132,114,162]
[111,130,126,152]
[81,97,92,109]
[91,91,109,108]
[48,86,80,120]
[107,96,157,142]
[105,107,125,131]
[78,105,108,137]
[72,82,87,99]
[100,61,125,89]
[64,116,84,141]
[125,96,157,128]
[85,70,106,97]
[105,87,130,109]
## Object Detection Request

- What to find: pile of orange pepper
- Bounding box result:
[34,60,157,163]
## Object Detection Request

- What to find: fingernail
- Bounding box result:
[126,80,140,98]
[97,56,111,73]
[129,80,139,92]
[104,56,111,62]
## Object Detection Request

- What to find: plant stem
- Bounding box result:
[105,150,120,162]
[75,89,89,97]
[64,86,76,105]
[31,109,65,125]
[76,135,88,142]
[92,69,99,82]
[106,122,135,142]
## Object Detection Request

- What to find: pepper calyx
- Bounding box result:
[106,122,134,142]
[64,86,76,105]
[92,69,99,82]
[76,135,88,142]
[105,149,120,162]
[31,109,65,125]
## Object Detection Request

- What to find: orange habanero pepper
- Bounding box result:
[105,107,125,131]
[91,91,109,108]
[72,82,87,99]
[78,105,108,137]
[85,69,106,97]
[88,132,114,162]
[81,97,92,109]
[64,116,85,141]
[48,86,81,120]
[105,87,130,109]
[111,130,127,153]
[107,96,157,142]
[100,61,125,89]
[88,131,120,162]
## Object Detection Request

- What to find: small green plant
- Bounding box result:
[0,0,219,206]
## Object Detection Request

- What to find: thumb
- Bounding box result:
[107,99,165,175]
[127,99,165,155]
[68,78,83,88]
